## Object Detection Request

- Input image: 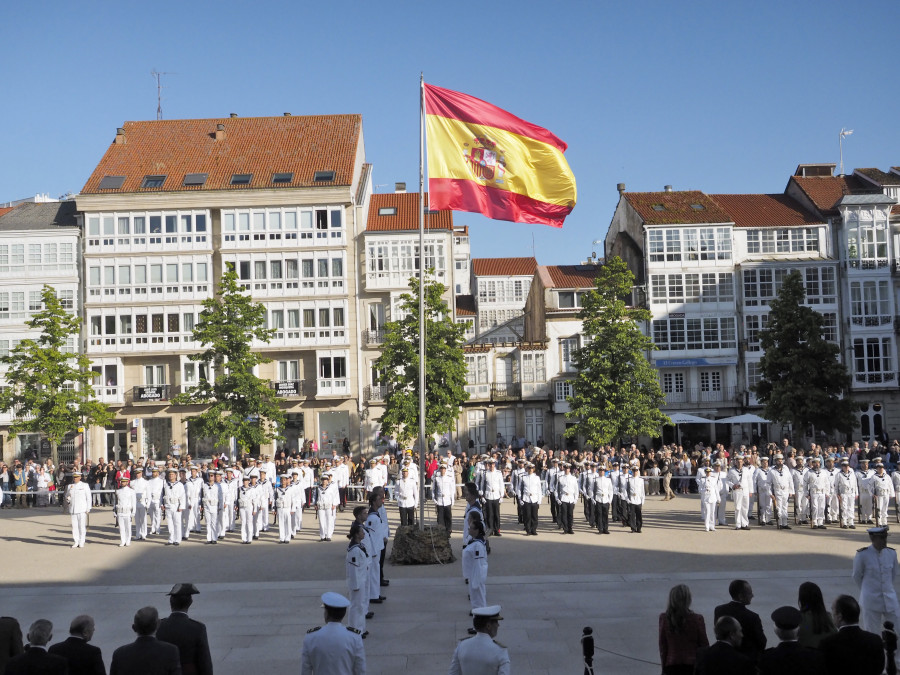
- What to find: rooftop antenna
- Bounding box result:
[839,128,853,175]
[151,69,175,120]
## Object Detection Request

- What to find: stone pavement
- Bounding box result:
[0,494,888,674]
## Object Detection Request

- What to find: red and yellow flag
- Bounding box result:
[424,83,577,228]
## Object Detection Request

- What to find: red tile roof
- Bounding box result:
[455,295,476,316]
[709,194,823,228]
[472,257,537,277]
[365,192,453,231]
[81,115,362,194]
[0,206,16,218]
[543,264,603,289]
[787,175,873,215]
[624,191,732,225]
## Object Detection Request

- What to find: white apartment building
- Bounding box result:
[0,202,81,464]
[606,186,838,445]
[76,114,370,461]
[471,257,537,335]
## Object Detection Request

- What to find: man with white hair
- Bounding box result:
[5,619,67,675]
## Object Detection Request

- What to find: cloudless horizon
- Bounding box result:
[3,1,899,266]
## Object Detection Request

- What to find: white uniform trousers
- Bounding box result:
[368,550,381,601]
[166,510,182,543]
[256,503,269,533]
[732,490,750,528]
[876,495,891,526]
[240,508,255,542]
[292,506,303,534]
[716,497,727,525]
[757,489,773,524]
[117,515,132,545]
[188,501,201,532]
[348,587,367,634]
[149,502,162,534]
[810,493,826,526]
[319,506,335,539]
[181,507,190,539]
[206,509,220,542]
[277,508,292,542]
[218,505,228,536]
[828,492,840,523]
[703,502,717,531]
[226,501,237,531]
[840,494,856,526]
[134,503,148,539]
[774,494,790,526]
[860,491,874,522]
[797,491,810,521]
[71,513,87,547]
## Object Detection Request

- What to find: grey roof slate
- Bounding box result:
[0,201,80,232]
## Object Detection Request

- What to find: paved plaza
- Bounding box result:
[0,494,884,674]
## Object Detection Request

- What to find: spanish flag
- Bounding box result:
[424,83,577,228]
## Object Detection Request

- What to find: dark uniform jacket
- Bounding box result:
[818,625,885,675]
[757,641,826,675]
[156,613,212,675]
[713,600,767,660]
[49,636,106,675]
[694,640,754,675]
[4,645,69,675]
[0,616,24,673]
[109,636,181,675]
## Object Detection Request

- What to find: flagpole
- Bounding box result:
[418,72,427,531]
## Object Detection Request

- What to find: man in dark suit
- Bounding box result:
[49,615,105,675]
[758,606,826,675]
[695,616,754,675]
[0,615,24,673]
[156,584,213,675]
[4,619,68,675]
[818,594,885,675]
[713,579,767,661]
[109,607,181,675]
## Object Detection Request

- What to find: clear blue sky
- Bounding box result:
[3,1,899,265]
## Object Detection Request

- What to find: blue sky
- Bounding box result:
[3,1,899,265]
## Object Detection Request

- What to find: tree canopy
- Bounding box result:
[754,270,855,436]
[565,256,669,445]
[373,273,468,446]
[173,269,284,453]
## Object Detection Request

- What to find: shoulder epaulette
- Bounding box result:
[459,635,474,642]
[493,639,506,648]
[346,626,361,634]
[858,547,869,553]
[307,626,321,634]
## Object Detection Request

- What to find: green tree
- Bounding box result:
[173,269,284,453]
[565,256,669,445]
[373,273,469,446]
[0,285,114,464]
[754,270,855,436]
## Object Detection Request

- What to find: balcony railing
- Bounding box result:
[362,329,385,346]
[661,386,737,407]
[130,384,173,404]
[854,372,897,385]
[92,384,124,404]
[491,383,521,401]
[270,380,306,397]
[364,385,388,403]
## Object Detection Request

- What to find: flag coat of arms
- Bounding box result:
[423,83,577,228]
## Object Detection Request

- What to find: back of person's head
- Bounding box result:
[69,615,94,639]
[27,619,53,647]
[465,482,479,498]
[728,579,749,601]
[833,594,860,624]
[666,584,693,633]
[132,607,159,636]
[714,616,741,643]
[169,594,192,612]
[325,606,347,622]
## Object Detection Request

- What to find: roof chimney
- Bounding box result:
[395,182,407,193]
[229,113,238,118]
[215,124,226,141]
[617,182,626,195]
[114,127,126,145]
[664,185,673,192]
[283,112,291,116]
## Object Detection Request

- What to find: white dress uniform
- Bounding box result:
[804,465,832,527]
[893,471,900,524]
[364,509,384,601]
[163,479,186,544]
[853,540,900,634]
[300,619,366,675]
[792,464,809,523]
[463,536,489,611]
[65,479,92,547]
[726,464,754,529]
[714,469,729,525]
[768,463,794,528]
[754,463,773,525]
[858,466,876,523]
[256,476,274,533]
[115,484,136,546]
[237,482,256,543]
[201,479,221,542]
[835,467,859,528]
[449,629,511,675]
[184,474,203,535]
[130,475,151,539]
[147,474,164,534]
[274,482,294,542]
[316,480,340,540]
[825,465,840,523]
[699,472,721,531]
[872,471,896,526]
[346,541,368,633]
[289,480,304,535]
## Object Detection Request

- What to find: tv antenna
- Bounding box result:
[151,70,175,120]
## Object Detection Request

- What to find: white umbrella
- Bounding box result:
[666,412,712,425]
[717,413,770,424]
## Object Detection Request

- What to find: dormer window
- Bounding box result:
[183,173,208,187]
[98,175,125,190]
[272,172,293,184]
[378,207,397,216]
[231,173,252,185]
[141,175,166,188]
[313,170,335,182]
[652,204,665,211]
[690,203,705,210]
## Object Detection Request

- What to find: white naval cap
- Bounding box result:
[321,592,351,609]
[472,605,503,619]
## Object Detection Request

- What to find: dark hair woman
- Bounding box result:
[797,581,836,648]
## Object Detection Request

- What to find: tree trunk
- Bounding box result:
[51,439,58,468]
